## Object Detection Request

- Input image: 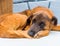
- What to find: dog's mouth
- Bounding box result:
[28,24,45,38]
[28,28,48,38]
[28,29,43,38]
[33,31,43,38]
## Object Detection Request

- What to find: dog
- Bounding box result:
[0,6,60,38]
[0,13,32,38]
[21,6,60,38]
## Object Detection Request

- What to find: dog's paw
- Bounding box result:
[34,31,49,39]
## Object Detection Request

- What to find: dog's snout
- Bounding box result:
[28,30,35,37]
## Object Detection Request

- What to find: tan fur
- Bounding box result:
[21,6,60,38]
[52,25,60,31]
[0,13,31,38]
[31,6,54,19]
[0,6,60,38]
[19,10,31,17]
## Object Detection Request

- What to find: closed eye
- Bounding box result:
[39,22,45,28]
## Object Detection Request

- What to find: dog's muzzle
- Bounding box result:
[28,23,45,37]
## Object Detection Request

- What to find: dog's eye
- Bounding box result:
[39,22,45,28]
[32,19,36,23]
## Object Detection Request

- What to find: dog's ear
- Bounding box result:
[51,16,57,25]
[22,15,33,30]
[26,15,33,25]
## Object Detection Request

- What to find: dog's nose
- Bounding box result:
[28,30,35,37]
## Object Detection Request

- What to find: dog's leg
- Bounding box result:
[6,30,32,38]
[51,25,60,31]
[34,30,50,38]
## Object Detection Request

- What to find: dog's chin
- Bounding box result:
[33,31,43,39]
[34,31,40,39]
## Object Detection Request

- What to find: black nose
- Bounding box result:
[28,30,35,37]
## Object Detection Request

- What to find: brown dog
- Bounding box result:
[21,6,60,38]
[0,6,60,38]
[0,13,32,38]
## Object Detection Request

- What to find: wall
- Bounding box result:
[0,0,12,15]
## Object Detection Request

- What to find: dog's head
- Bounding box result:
[23,6,57,38]
[26,13,57,38]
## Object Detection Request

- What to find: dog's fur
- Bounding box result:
[0,6,60,38]
[21,6,60,38]
[0,13,32,38]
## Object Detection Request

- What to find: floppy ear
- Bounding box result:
[22,15,33,30]
[26,15,33,25]
[51,16,57,25]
